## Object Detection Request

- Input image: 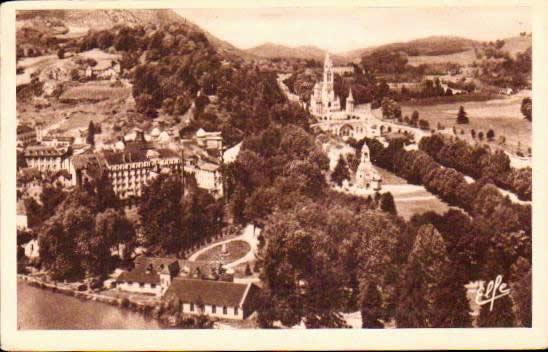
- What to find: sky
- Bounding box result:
[175,7,531,53]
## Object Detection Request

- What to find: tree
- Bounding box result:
[510,257,531,327]
[395,259,430,328]
[95,208,136,260]
[430,265,472,328]
[245,263,252,276]
[361,283,384,328]
[457,106,469,124]
[411,110,420,126]
[138,174,184,254]
[418,119,430,130]
[471,129,476,139]
[87,121,95,146]
[379,192,397,215]
[477,294,516,327]
[521,97,532,121]
[486,129,495,141]
[331,155,350,186]
[478,131,484,141]
[396,224,451,328]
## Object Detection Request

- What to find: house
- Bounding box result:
[42,135,75,148]
[23,239,40,259]
[183,155,223,198]
[17,125,37,146]
[116,256,228,296]
[117,257,181,296]
[164,278,261,320]
[17,200,28,230]
[51,169,73,188]
[195,128,222,150]
[43,81,58,96]
[332,65,355,75]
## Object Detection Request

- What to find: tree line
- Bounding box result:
[419,134,531,200]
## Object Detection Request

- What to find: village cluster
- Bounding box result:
[16,120,261,320]
[16,53,393,322]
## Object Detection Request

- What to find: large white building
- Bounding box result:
[310,53,345,117]
[24,145,73,174]
[309,53,385,140]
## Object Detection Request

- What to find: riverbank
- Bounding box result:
[17,274,214,329]
[18,273,152,313]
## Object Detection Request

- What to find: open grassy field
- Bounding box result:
[16,55,58,86]
[407,49,477,67]
[395,197,451,221]
[401,94,531,155]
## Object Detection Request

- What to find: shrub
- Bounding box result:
[245,263,252,276]
[120,297,130,308]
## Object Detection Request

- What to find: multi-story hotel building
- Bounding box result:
[71,130,182,201]
[98,148,182,200]
[24,145,73,174]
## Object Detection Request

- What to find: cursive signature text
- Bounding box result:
[475,275,511,311]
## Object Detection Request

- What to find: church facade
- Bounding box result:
[309,53,381,141]
[310,53,357,118]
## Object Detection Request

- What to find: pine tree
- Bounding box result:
[457,106,469,124]
[87,121,95,146]
[395,260,430,328]
[430,265,472,328]
[361,282,384,328]
[331,155,350,186]
[396,224,452,328]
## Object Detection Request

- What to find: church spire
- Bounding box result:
[347,88,354,101]
[324,51,332,68]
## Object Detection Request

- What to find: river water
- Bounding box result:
[17,280,160,329]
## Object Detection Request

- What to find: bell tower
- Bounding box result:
[346,88,355,114]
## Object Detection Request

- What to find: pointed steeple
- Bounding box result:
[324,51,332,68]
[347,88,354,102]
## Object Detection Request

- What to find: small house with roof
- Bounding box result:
[117,257,181,296]
[164,278,261,320]
[195,128,222,150]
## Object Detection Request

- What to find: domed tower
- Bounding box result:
[346,88,355,114]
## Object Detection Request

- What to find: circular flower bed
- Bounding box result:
[195,240,251,263]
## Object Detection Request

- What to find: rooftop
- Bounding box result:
[17,125,35,135]
[24,146,68,157]
[101,148,180,166]
[165,278,254,308]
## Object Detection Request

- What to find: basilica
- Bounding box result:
[309,53,355,118]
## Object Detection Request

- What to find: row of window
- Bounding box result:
[189,303,238,316]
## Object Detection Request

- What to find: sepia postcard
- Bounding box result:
[1,0,548,350]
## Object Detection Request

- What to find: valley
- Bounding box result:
[14,7,532,333]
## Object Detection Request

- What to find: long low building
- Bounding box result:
[164,278,261,320]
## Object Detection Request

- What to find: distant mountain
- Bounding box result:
[245,43,347,64]
[16,9,252,60]
[341,36,481,62]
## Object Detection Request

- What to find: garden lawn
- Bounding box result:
[195,240,251,264]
